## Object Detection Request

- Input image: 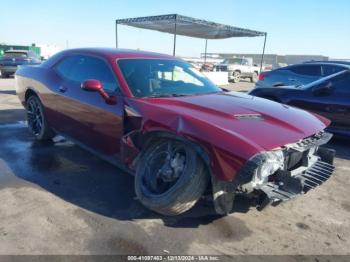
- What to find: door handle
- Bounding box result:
[59,86,67,93]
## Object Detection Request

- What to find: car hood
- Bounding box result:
[130,91,329,152]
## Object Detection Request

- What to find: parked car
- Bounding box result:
[263,63,288,71]
[256,62,350,89]
[250,69,350,136]
[0,50,41,78]
[214,57,260,83]
[200,63,214,72]
[15,48,335,216]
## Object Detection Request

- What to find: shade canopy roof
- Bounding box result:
[116,14,265,39]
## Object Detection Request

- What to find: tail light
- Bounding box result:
[258,73,267,81]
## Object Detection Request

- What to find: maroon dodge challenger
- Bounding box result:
[15,48,335,216]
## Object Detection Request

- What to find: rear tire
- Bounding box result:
[1,71,8,78]
[26,95,55,140]
[250,72,258,83]
[135,139,208,216]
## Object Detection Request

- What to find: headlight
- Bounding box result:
[252,150,284,188]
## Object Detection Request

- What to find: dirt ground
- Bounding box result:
[0,78,349,255]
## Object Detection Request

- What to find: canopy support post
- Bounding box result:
[204,39,208,65]
[259,33,267,73]
[173,15,177,56]
[116,22,118,48]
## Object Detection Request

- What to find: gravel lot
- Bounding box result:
[0,78,349,255]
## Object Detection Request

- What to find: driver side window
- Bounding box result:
[55,55,120,93]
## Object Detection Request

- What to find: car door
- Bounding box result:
[287,71,350,131]
[258,65,321,88]
[53,54,124,157]
[323,71,350,131]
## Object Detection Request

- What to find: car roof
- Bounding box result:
[61,48,176,60]
[303,60,350,66]
[41,48,180,68]
[278,62,350,71]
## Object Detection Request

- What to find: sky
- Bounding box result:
[1,0,349,58]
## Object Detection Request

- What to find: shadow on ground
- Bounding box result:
[0,109,26,123]
[0,121,254,228]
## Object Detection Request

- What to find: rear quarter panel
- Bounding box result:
[15,66,63,127]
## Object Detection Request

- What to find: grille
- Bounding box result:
[288,131,332,152]
[298,159,334,193]
[261,159,334,201]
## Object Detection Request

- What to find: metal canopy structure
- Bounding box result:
[115,14,267,70]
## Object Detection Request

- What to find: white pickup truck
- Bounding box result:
[214,57,260,83]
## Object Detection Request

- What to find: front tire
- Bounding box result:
[232,71,241,83]
[135,139,208,216]
[26,95,55,140]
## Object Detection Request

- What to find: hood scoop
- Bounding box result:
[234,113,264,121]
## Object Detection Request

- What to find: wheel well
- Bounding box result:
[139,131,210,168]
[25,89,38,103]
[138,131,213,195]
[234,70,241,73]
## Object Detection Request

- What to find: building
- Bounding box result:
[200,53,329,65]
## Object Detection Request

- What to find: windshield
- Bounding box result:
[223,58,242,65]
[118,59,221,97]
[4,52,28,58]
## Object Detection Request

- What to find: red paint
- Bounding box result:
[258,72,267,81]
[15,48,330,182]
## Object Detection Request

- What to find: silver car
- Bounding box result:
[255,62,350,88]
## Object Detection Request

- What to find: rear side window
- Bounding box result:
[290,65,321,76]
[322,65,344,76]
[55,56,79,79]
[55,55,119,92]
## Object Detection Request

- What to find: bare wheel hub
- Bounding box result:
[158,152,185,182]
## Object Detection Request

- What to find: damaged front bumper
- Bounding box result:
[257,147,335,209]
[212,131,336,214]
[247,131,335,210]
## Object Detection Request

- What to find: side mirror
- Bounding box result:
[81,79,103,92]
[312,81,333,96]
[81,79,117,105]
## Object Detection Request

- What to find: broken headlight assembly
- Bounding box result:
[251,150,284,188]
